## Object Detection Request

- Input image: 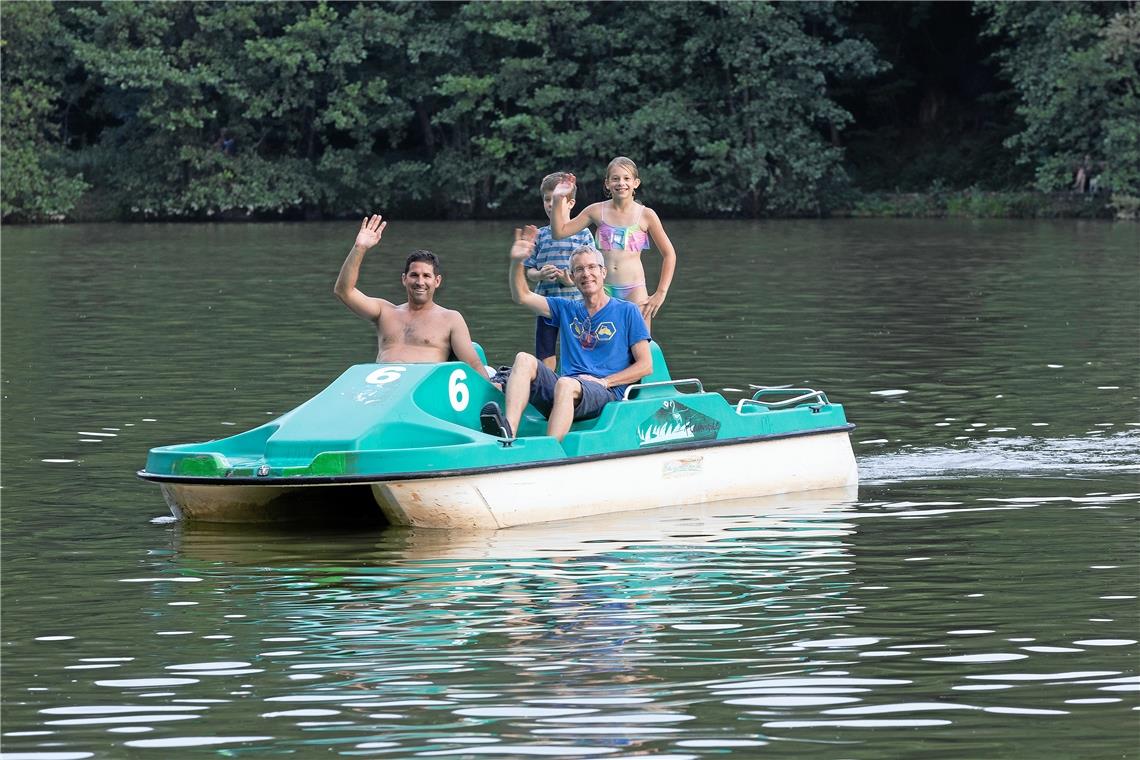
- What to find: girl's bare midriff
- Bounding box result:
[602,247,647,287]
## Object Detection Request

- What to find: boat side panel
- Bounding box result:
[561,393,850,457]
[378,430,858,528]
[371,482,501,530]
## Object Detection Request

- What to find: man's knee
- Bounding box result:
[511,352,539,378]
[553,376,582,403]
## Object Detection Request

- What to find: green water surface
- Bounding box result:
[1,219,1137,758]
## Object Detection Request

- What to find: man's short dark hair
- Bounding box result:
[404,250,441,275]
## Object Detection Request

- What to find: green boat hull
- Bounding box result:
[140,343,858,527]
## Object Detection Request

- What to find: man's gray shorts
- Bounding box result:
[530,363,619,421]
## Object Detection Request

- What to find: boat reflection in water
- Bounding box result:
[43,488,864,755]
[167,486,861,690]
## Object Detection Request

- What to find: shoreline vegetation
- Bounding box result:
[3,2,1137,224]
[845,190,1119,220]
[56,190,1119,224]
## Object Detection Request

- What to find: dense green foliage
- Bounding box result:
[978,1,1140,217]
[1,3,89,220]
[1,1,1135,222]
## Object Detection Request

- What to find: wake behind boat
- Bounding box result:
[138,344,858,528]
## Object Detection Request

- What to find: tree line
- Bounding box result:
[2,1,1136,223]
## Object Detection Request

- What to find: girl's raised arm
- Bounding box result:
[550,175,597,240]
[642,207,676,320]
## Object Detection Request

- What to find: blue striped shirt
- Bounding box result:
[525,226,596,300]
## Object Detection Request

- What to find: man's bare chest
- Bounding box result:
[379,312,447,348]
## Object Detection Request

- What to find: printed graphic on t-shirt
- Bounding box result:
[570,318,617,350]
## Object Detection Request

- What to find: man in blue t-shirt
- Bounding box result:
[482,226,652,443]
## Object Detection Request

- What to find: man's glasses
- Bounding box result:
[571,263,603,276]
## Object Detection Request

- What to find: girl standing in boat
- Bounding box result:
[550,156,677,333]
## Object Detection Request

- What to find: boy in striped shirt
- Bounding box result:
[525,172,597,370]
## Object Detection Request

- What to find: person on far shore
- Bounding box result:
[1074,154,1092,194]
[549,156,677,334]
[525,171,597,370]
[478,227,651,444]
[334,214,490,379]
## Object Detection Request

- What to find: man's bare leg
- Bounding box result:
[504,352,539,435]
[546,377,583,442]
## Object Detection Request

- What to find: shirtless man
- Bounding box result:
[334,214,490,379]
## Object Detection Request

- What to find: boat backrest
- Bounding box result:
[624,340,676,400]
[643,340,671,382]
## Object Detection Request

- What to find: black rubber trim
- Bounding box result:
[138,423,856,486]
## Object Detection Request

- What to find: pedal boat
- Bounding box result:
[138,344,858,529]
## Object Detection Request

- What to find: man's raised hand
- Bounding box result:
[354,214,388,251]
[510,225,539,261]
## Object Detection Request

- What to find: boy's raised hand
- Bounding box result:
[354,214,387,251]
[510,225,539,260]
[551,174,576,200]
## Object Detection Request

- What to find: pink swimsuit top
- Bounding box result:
[595,206,650,252]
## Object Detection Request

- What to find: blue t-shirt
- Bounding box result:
[546,296,651,399]
[524,226,596,300]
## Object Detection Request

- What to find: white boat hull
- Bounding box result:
[159,431,857,529]
[375,430,857,529]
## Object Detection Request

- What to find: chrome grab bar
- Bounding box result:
[735,387,829,413]
[622,378,704,401]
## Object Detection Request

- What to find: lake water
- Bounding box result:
[1,219,1137,758]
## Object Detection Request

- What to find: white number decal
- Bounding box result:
[448,368,469,412]
[366,366,407,385]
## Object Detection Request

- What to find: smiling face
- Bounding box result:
[603,157,641,200]
[569,247,606,296]
[402,261,441,304]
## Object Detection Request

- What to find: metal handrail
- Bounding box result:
[735,388,829,413]
[622,378,704,401]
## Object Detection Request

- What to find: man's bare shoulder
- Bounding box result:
[395,302,454,318]
[418,304,465,322]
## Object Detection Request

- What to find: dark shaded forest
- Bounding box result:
[2,1,1137,222]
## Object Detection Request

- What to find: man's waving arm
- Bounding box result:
[509,226,552,319]
[335,214,392,321]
